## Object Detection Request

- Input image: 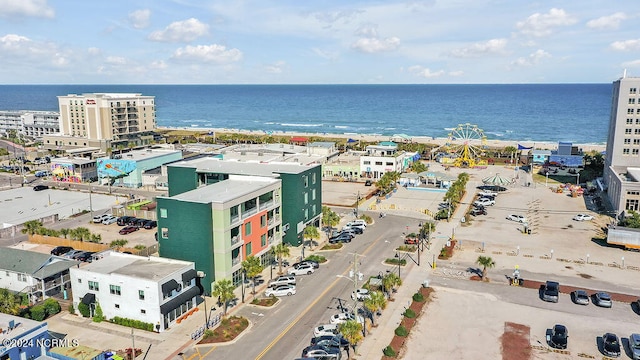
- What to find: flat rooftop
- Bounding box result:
[0,313,44,341]
[79,251,192,281]
[170,156,319,176]
[115,148,181,162]
[170,175,280,204]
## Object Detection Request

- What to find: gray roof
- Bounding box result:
[79,252,192,281]
[0,248,79,279]
[170,157,319,176]
[171,176,280,204]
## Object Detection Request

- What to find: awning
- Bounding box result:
[160,286,200,315]
[81,293,96,305]
[161,279,180,295]
[182,269,197,283]
[290,136,308,143]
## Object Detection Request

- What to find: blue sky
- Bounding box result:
[1,0,639,84]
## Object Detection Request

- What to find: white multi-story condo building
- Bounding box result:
[43,93,157,154]
[70,251,199,332]
[359,141,418,179]
[604,75,640,215]
[0,110,59,139]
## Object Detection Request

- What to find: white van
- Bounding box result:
[348,220,367,227]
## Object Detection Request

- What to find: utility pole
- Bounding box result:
[89,184,94,220]
[131,328,135,360]
[348,252,366,337]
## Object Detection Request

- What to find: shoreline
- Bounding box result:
[158,126,606,153]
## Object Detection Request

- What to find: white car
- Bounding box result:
[347,220,367,228]
[313,324,339,337]
[264,284,296,297]
[573,214,594,221]
[351,288,370,301]
[101,215,118,225]
[506,214,527,223]
[92,213,111,223]
[288,263,315,276]
[330,312,364,325]
[474,198,495,207]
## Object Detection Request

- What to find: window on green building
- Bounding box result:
[246,243,252,257]
[161,228,169,239]
[304,209,309,220]
[261,234,266,246]
[245,222,252,236]
[312,189,316,200]
[304,192,308,204]
[160,208,167,218]
[303,175,308,187]
[312,173,316,184]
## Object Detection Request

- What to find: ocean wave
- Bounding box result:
[444,127,455,131]
[334,125,349,129]
[280,123,323,127]
[264,122,276,125]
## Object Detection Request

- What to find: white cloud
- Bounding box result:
[0,0,54,18]
[587,12,627,30]
[407,65,445,78]
[105,56,127,65]
[610,39,640,51]
[448,70,464,77]
[355,25,379,38]
[129,9,151,29]
[150,60,167,69]
[621,59,640,68]
[0,34,31,51]
[516,8,577,37]
[0,33,72,68]
[449,38,508,58]
[351,37,400,53]
[171,44,243,64]
[148,18,209,43]
[510,49,551,67]
[312,48,339,61]
[264,61,286,74]
[87,47,101,56]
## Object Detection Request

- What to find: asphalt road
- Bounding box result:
[186,213,424,360]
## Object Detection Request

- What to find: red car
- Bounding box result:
[119,226,139,235]
[404,238,419,245]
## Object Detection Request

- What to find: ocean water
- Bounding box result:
[0,84,612,144]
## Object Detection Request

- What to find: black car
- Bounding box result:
[117,216,134,226]
[602,332,620,357]
[143,220,157,229]
[133,218,148,227]
[470,208,487,216]
[310,335,350,350]
[301,345,341,359]
[51,246,74,256]
[329,233,352,244]
[549,324,568,349]
[74,251,96,262]
[33,185,49,191]
[542,281,559,303]
[364,180,373,186]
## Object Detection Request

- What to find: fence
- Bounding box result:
[29,234,140,254]
[0,214,59,239]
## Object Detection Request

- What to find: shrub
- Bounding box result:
[413,292,425,302]
[43,298,61,316]
[359,214,373,224]
[78,302,90,317]
[404,308,416,318]
[110,316,154,331]
[68,303,75,314]
[305,254,326,263]
[383,345,397,357]
[93,302,104,323]
[30,305,46,321]
[394,325,408,337]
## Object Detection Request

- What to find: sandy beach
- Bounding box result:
[159,126,606,153]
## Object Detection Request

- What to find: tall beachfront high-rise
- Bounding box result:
[603,75,640,215]
[43,93,156,154]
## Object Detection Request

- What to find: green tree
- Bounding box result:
[382,273,402,300]
[476,255,496,281]
[363,291,387,326]
[270,242,290,275]
[212,279,236,315]
[409,160,428,174]
[321,206,340,229]
[620,210,640,228]
[43,298,61,316]
[504,145,517,163]
[110,239,128,250]
[0,288,20,315]
[339,320,363,359]
[93,302,104,322]
[241,255,263,296]
[21,220,43,235]
[303,225,320,250]
[30,305,46,321]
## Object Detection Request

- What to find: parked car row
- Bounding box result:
[303,305,361,359]
[546,323,638,359]
[114,216,157,229]
[542,281,615,308]
[50,246,96,263]
[329,220,367,244]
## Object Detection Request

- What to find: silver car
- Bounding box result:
[594,292,612,308]
[571,290,589,305]
[630,333,640,360]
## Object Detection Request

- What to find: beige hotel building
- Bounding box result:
[43,93,157,155]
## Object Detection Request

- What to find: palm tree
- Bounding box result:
[382,273,402,300]
[339,320,363,359]
[212,279,236,315]
[110,239,128,250]
[60,228,70,239]
[241,255,263,296]
[321,206,340,230]
[20,220,43,236]
[0,289,20,315]
[303,225,320,250]
[271,243,290,275]
[363,291,387,325]
[420,221,436,242]
[476,255,496,281]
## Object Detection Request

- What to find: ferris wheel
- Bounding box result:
[447,123,487,167]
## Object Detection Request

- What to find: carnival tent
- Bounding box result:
[482,173,513,187]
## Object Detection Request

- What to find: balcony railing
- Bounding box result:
[260,199,274,210]
[231,214,240,224]
[232,257,241,266]
[242,207,258,217]
[231,235,241,246]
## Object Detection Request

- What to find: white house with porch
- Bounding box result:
[0,248,79,304]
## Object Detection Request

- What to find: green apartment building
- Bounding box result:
[158,157,322,293]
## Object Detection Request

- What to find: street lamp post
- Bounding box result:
[355,191,360,218]
[395,251,401,278]
[241,270,246,303]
